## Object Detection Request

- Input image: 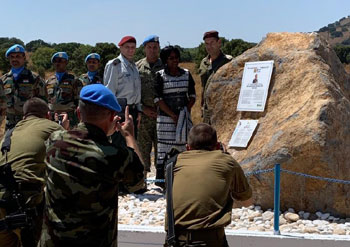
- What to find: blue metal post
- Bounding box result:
[274,163,281,235]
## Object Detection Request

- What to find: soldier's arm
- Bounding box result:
[230,160,253,206]
[34,75,48,102]
[73,78,83,106]
[0,79,6,125]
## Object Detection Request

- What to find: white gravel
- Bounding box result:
[118,175,350,236]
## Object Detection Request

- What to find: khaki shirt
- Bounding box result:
[199,52,232,90]
[104,54,141,110]
[0,116,63,207]
[172,150,252,230]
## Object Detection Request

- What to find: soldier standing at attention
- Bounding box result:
[0,44,47,130]
[79,53,103,86]
[104,36,142,137]
[46,52,82,127]
[199,31,232,124]
[136,35,163,185]
[38,84,144,247]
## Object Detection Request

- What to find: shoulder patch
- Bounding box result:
[113,58,121,66]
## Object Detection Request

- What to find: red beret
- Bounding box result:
[203,30,219,40]
[118,36,136,47]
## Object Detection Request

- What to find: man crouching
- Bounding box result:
[168,123,252,247]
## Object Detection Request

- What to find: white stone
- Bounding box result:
[284,212,300,222]
[262,211,274,221]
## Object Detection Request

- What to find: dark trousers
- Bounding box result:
[169,228,229,247]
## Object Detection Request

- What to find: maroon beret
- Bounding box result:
[203,30,219,40]
[118,36,136,47]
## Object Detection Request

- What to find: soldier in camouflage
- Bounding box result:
[46,52,82,127]
[79,53,103,86]
[38,84,144,247]
[199,31,232,124]
[0,44,47,130]
[136,35,163,185]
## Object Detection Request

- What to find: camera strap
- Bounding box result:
[166,153,178,247]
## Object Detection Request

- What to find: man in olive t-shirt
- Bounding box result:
[0,98,67,247]
[170,123,252,247]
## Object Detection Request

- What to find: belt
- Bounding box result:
[176,228,225,239]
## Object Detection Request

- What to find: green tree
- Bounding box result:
[134,46,144,62]
[193,37,256,69]
[26,39,51,52]
[69,44,94,75]
[31,47,57,73]
[52,42,82,58]
[333,45,350,63]
[93,43,119,74]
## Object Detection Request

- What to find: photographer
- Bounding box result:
[167,123,252,247]
[0,98,68,247]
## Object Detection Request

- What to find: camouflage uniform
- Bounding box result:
[39,123,144,247]
[136,57,163,171]
[46,73,82,127]
[0,116,63,247]
[0,68,47,130]
[79,73,103,86]
[199,52,232,124]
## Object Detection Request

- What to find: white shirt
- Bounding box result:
[104,54,141,110]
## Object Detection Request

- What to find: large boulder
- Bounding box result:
[207,32,350,216]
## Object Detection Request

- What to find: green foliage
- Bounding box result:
[193,38,256,69]
[331,31,343,38]
[342,39,350,45]
[52,42,81,58]
[93,43,119,74]
[134,46,144,62]
[319,26,329,32]
[333,45,350,63]
[26,39,51,52]
[31,47,57,72]
[68,44,94,75]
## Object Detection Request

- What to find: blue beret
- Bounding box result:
[51,52,69,63]
[85,53,101,63]
[5,44,25,57]
[80,84,121,112]
[143,35,159,46]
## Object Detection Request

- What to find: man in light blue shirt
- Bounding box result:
[104,36,141,137]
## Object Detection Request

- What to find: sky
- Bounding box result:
[1,0,350,48]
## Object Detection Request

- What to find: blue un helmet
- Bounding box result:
[85,53,101,63]
[5,44,25,57]
[51,52,69,63]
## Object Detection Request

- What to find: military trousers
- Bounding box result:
[137,114,157,171]
[168,228,229,247]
